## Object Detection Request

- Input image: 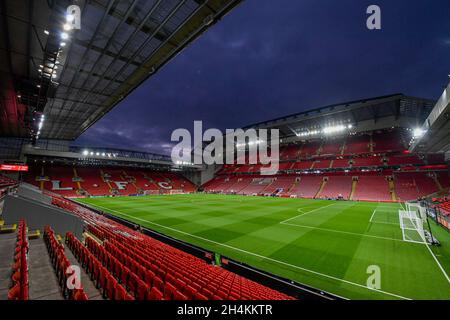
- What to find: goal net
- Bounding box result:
[399,202,427,244]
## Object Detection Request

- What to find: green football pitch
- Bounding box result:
[77,194,450,300]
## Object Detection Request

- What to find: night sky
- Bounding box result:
[75,0,450,155]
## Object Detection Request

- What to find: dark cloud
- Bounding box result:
[76,0,450,155]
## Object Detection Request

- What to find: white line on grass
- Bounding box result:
[425,241,450,283]
[281,221,410,243]
[369,209,377,223]
[281,203,336,223]
[87,202,412,300]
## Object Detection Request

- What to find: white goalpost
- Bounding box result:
[399,202,427,244]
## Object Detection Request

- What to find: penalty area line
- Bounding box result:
[281,203,336,224]
[86,203,412,300]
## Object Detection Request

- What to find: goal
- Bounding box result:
[399,202,427,244]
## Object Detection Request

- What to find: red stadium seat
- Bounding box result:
[148,287,163,300]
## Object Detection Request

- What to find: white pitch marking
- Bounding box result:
[281,203,336,224]
[281,221,411,243]
[85,202,412,300]
[369,209,377,223]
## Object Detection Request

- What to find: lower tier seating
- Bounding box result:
[352,176,392,202]
[7,220,29,300]
[43,226,89,300]
[318,176,353,199]
[204,170,448,202]
[53,197,294,300]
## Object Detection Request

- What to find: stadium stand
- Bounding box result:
[263,176,296,195]
[53,197,294,300]
[318,176,353,199]
[394,172,440,201]
[6,220,29,300]
[351,175,393,202]
[201,127,449,202]
[24,166,196,197]
[344,134,371,154]
[288,176,323,198]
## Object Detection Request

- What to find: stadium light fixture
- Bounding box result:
[82,150,89,156]
[60,42,66,47]
[413,128,426,138]
[322,124,346,135]
[61,32,69,40]
[63,23,72,31]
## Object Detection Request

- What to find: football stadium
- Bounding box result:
[1,0,450,304]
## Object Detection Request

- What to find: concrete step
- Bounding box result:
[0,232,16,300]
[28,238,64,300]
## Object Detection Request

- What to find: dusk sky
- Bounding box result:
[75,0,450,155]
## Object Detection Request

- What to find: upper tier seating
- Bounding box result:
[320,139,342,155]
[344,134,370,154]
[53,197,294,300]
[299,141,321,158]
[352,176,392,201]
[280,145,301,160]
[318,176,352,199]
[331,158,350,169]
[313,159,332,169]
[292,161,315,170]
[372,130,404,152]
[351,156,383,167]
[387,155,424,166]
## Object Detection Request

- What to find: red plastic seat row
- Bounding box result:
[8,220,29,300]
[102,230,292,300]
[44,226,89,300]
[54,198,294,300]
[65,232,134,300]
[84,236,163,300]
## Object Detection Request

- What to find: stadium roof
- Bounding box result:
[0,0,242,141]
[243,94,435,139]
[410,83,450,154]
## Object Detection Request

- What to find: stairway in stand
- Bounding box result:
[28,238,64,300]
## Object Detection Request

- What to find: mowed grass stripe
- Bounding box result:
[78,194,450,300]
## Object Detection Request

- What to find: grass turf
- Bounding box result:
[77,194,450,300]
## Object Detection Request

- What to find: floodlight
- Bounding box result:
[413,128,426,138]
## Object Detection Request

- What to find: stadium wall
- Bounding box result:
[2,195,84,237]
